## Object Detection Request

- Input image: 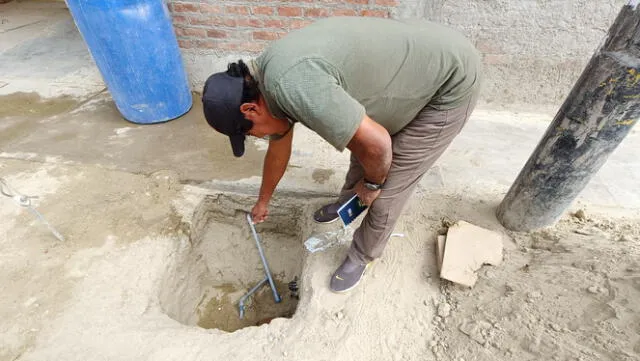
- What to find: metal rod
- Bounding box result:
[246,213,282,304]
[238,276,268,319]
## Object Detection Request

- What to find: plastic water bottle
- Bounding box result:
[304,226,354,253]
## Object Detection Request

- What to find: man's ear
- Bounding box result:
[240,102,260,119]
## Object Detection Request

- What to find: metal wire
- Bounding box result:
[0,177,65,241]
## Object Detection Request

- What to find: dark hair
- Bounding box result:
[226,60,260,104]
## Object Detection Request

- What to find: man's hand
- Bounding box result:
[252,123,294,224]
[354,179,382,206]
[251,201,269,223]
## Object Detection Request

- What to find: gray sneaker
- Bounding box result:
[330,257,371,293]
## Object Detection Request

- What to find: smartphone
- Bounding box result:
[337,195,368,227]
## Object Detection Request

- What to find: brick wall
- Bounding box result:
[168,0,397,54]
[167,0,625,108]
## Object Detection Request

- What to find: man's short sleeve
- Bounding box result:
[271,60,365,151]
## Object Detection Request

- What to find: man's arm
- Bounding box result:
[271,63,390,204]
[347,115,392,185]
[251,126,294,222]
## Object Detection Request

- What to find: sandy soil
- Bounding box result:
[434,216,640,361]
[1,156,639,361]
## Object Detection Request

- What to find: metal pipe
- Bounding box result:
[238,276,268,319]
[246,213,282,304]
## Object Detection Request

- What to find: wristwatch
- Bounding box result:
[363,179,383,191]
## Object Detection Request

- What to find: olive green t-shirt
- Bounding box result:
[253,17,482,151]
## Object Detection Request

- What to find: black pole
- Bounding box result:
[496,1,640,231]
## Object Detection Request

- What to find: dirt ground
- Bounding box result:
[435,216,640,361]
[1,151,639,361]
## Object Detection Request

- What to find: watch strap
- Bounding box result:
[364,179,383,190]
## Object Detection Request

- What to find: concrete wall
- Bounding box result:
[168,0,627,109]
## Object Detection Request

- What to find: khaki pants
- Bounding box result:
[339,96,478,264]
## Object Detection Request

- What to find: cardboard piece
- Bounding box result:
[440,220,503,287]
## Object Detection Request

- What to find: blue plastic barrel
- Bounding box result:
[66,0,192,124]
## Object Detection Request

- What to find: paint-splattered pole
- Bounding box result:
[496,1,640,231]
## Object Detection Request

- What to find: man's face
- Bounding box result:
[239,99,286,139]
[246,117,273,139]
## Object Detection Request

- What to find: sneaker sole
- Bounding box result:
[313,216,339,224]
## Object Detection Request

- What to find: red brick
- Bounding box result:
[233,30,254,41]
[196,40,259,52]
[197,40,215,49]
[360,9,389,17]
[263,19,288,29]
[252,6,274,15]
[173,2,198,12]
[178,39,196,49]
[190,16,236,27]
[226,5,250,15]
[177,27,207,37]
[332,8,357,16]
[278,6,303,17]
[171,15,188,24]
[207,29,228,38]
[305,8,330,17]
[253,31,286,40]
[374,0,397,5]
[290,19,313,29]
[346,0,369,4]
[200,4,222,14]
[188,16,209,26]
[216,17,238,27]
[236,18,263,28]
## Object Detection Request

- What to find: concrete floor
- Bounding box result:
[1,1,638,215]
[0,1,104,98]
[3,94,639,214]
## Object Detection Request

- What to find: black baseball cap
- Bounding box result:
[202,71,253,157]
